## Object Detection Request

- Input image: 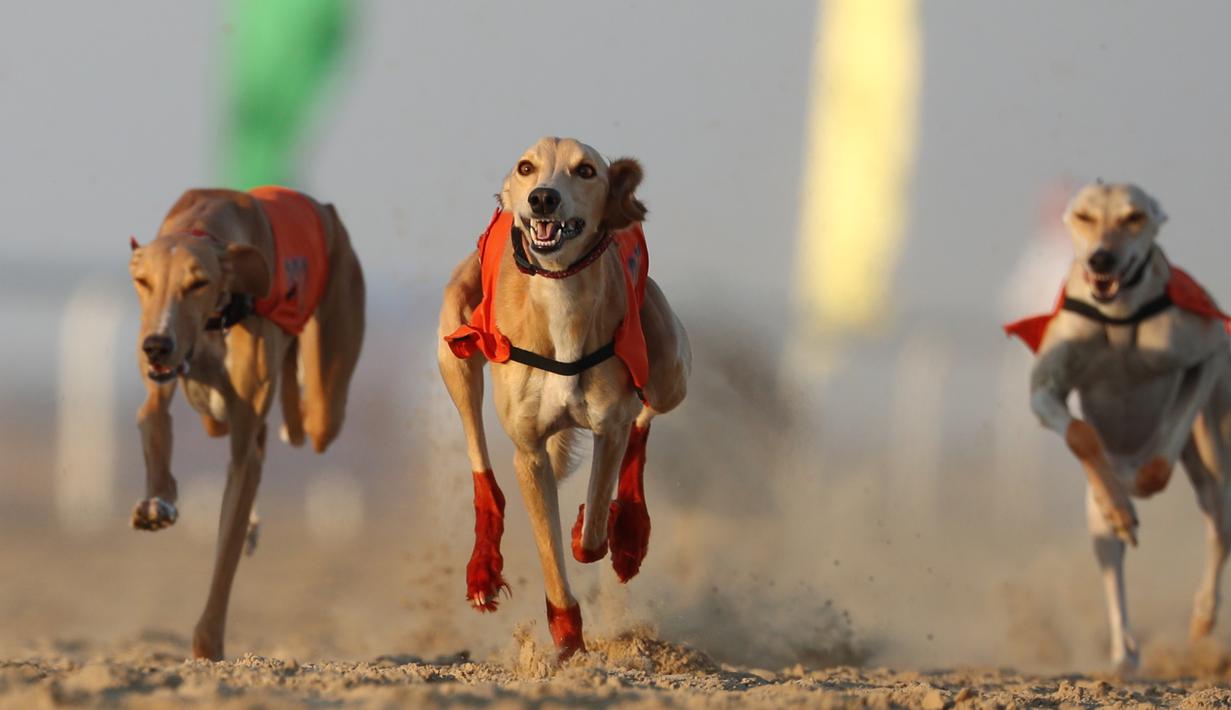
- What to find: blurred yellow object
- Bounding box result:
[794,0,920,335]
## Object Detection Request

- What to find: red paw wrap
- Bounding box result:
[546,599,585,660]
[571,504,609,563]
[609,423,651,583]
[466,469,509,611]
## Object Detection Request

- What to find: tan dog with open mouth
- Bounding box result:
[1006,182,1231,671]
[438,137,690,660]
[128,187,365,660]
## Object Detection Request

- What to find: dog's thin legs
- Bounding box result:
[132,380,179,530]
[1184,409,1231,640]
[1136,356,1226,497]
[514,444,584,658]
[192,332,276,661]
[299,220,365,453]
[1087,486,1139,671]
[572,423,633,561]
[1032,385,1137,544]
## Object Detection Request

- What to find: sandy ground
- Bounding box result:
[9,635,1231,708]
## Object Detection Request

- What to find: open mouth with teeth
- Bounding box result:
[521,217,585,254]
[1085,256,1137,304]
[147,348,192,383]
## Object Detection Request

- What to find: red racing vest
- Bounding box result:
[248,186,330,336]
[445,209,650,394]
[1004,264,1230,353]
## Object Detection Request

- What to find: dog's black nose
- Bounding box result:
[143,335,174,362]
[527,187,561,216]
[1088,249,1117,275]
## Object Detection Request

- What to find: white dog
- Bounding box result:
[1006,182,1231,671]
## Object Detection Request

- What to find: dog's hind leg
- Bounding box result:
[571,424,632,564]
[1183,395,1231,640]
[515,444,584,660]
[299,210,365,454]
[1087,485,1139,671]
[438,253,505,611]
[132,380,180,531]
[608,412,654,582]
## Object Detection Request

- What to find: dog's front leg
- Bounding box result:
[514,443,584,661]
[1134,353,1226,497]
[132,380,180,530]
[192,340,275,661]
[1031,346,1137,545]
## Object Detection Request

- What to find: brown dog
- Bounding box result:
[438,137,690,660]
[128,187,365,660]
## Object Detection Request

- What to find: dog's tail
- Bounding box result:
[548,428,584,481]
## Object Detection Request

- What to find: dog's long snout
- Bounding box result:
[1088,249,1117,275]
[143,334,174,363]
[528,187,561,216]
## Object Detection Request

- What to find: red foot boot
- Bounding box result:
[466,469,509,611]
[572,504,609,563]
[609,423,651,583]
[546,598,585,661]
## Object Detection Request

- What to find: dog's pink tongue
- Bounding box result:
[534,221,559,242]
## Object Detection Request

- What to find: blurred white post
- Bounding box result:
[888,331,950,510]
[55,281,125,533]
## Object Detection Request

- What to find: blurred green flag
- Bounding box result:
[221,0,352,189]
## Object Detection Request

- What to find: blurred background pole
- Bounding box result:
[790,0,920,358]
[221,0,353,189]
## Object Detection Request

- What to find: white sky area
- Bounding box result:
[4,1,1231,323]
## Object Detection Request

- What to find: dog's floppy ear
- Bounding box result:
[603,158,647,230]
[1147,194,1168,227]
[223,243,271,298]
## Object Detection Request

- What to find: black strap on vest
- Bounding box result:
[1061,292,1173,326]
[204,294,254,332]
[508,340,616,376]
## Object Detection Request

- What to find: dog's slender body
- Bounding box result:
[1015,183,1231,671]
[128,188,365,660]
[438,138,690,659]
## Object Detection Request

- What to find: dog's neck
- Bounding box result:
[1066,247,1169,321]
[522,249,624,362]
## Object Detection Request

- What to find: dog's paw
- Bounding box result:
[1135,457,1173,497]
[131,497,178,531]
[1093,485,1138,546]
[571,504,608,563]
[546,599,586,662]
[609,499,651,583]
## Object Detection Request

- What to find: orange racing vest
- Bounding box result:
[445,209,650,394]
[248,186,330,336]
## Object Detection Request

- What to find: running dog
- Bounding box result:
[438,137,690,660]
[128,187,365,660]
[1006,182,1231,671]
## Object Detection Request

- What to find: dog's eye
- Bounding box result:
[1072,212,1095,224]
[185,279,209,293]
[575,163,596,179]
[134,277,152,292]
[517,160,535,176]
[1123,211,1146,226]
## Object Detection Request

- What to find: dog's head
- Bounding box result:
[1063,182,1167,304]
[501,136,646,266]
[129,234,269,383]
